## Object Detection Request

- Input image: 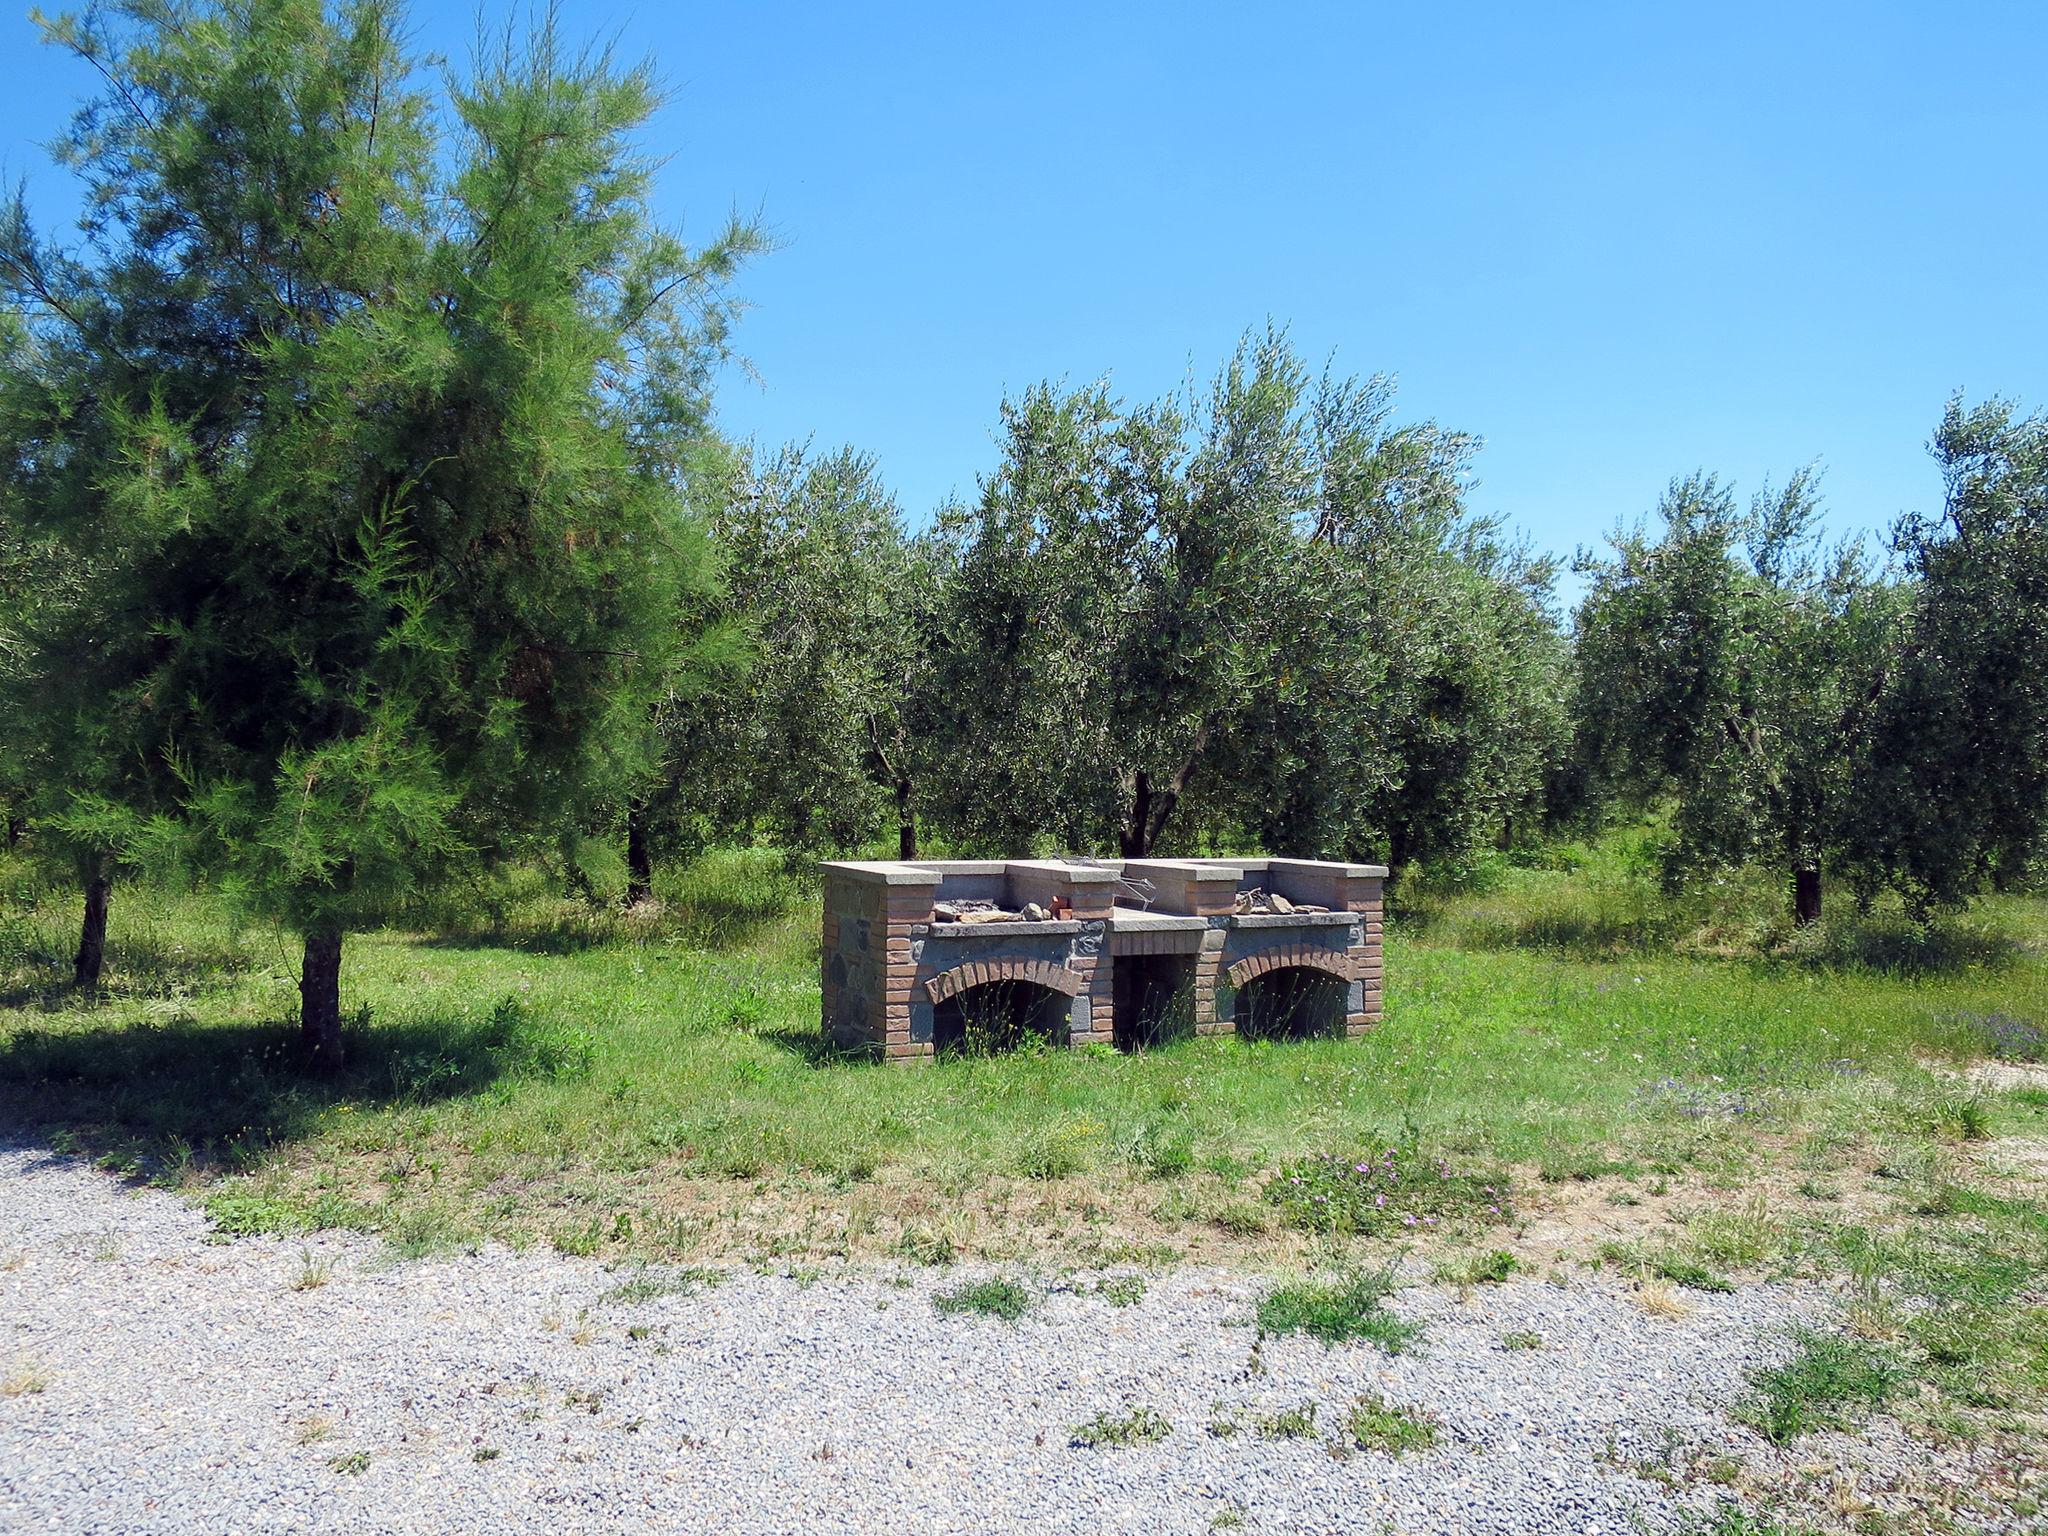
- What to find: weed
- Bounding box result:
[1436,1249,1519,1287]
[1687,1197,1780,1269]
[1092,1274,1146,1307]
[1266,1141,1512,1236]
[895,1225,957,1267]
[1256,1269,1422,1353]
[1211,1199,1272,1236]
[1632,1280,1694,1319]
[472,1445,501,1463]
[1670,1501,1816,1535]
[1,1362,48,1397]
[1930,1095,1993,1143]
[1599,1240,1735,1293]
[1739,1330,1902,1444]
[1345,1396,1440,1455]
[598,1265,721,1307]
[294,1416,334,1445]
[327,1451,371,1475]
[1502,1330,1544,1351]
[289,1250,332,1291]
[1069,1405,1170,1448]
[1254,1401,1318,1439]
[934,1277,1033,1322]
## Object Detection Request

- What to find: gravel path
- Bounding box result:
[0,1136,1826,1536]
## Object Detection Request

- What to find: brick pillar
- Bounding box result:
[1344,867,1387,1035]
[880,877,941,1060]
[819,862,940,1060]
[1046,864,1117,1047]
[1180,867,1241,1037]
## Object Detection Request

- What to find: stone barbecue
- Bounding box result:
[819,857,1385,1060]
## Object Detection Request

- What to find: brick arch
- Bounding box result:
[1225,945,1353,989]
[924,957,1086,1005]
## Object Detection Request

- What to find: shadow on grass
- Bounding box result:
[0,932,261,1012]
[0,994,587,1175]
[1415,897,2021,980]
[759,1025,873,1068]
[414,885,806,958]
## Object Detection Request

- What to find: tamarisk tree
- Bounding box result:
[2,0,755,1064]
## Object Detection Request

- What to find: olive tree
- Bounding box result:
[1573,470,1904,923]
[1847,397,2048,909]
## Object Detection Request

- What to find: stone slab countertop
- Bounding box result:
[920,919,1084,939]
[1229,911,1361,929]
[1105,911,1210,933]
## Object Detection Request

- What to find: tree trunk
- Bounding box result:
[73,874,111,990]
[1120,771,1154,858]
[5,810,24,850]
[625,801,653,906]
[1793,867,1822,927]
[300,927,346,1073]
[895,778,918,860]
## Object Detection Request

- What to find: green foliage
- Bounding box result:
[919,327,1566,867]
[1255,1269,1422,1352]
[933,1277,1034,1322]
[1738,1330,1902,1444]
[1848,396,2048,910]
[1573,470,1904,921]
[1264,1143,1513,1235]
[658,443,931,857]
[1068,1405,1170,1448]
[1436,1249,1520,1286]
[1344,1396,1440,1455]
[0,0,761,1053]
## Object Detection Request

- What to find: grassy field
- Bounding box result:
[0,832,2038,1265]
[5,834,2047,1523]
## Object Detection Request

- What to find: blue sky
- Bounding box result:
[5,1,2043,582]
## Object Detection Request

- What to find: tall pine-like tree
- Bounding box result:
[1,0,758,1063]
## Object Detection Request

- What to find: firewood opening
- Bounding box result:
[1236,966,1348,1042]
[932,979,1070,1056]
[1112,953,1195,1051]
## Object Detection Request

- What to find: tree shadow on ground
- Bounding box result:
[1410,896,2022,980]
[414,886,804,959]
[759,1025,873,1069]
[0,933,262,1012]
[0,1000,553,1177]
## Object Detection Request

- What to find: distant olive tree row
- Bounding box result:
[3,2,2043,1073]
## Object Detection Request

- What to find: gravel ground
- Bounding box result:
[0,1136,1831,1536]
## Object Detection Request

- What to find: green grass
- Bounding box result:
[1068,1405,1170,1448]
[933,1277,1035,1322]
[1255,1268,1422,1352]
[1435,1248,1520,1286]
[1598,1240,1737,1293]
[1345,1396,1440,1455]
[1739,1330,1904,1444]
[0,836,2042,1277]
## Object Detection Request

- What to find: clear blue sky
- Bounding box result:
[5,0,2043,579]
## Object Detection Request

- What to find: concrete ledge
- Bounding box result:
[819,861,947,887]
[1105,912,1209,933]
[924,920,1082,940]
[1230,912,1362,929]
[1007,858,1117,885]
